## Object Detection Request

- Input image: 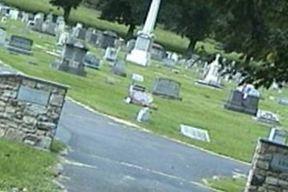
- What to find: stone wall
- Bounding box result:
[245,139,288,192]
[0,74,68,149]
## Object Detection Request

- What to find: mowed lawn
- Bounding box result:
[0,0,189,53]
[1,20,288,162]
[0,139,58,191]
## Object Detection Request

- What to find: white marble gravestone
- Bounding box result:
[180,124,210,142]
[126,0,161,66]
[256,110,280,125]
[9,9,19,20]
[197,54,223,88]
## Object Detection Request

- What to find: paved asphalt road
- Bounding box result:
[56,101,250,192]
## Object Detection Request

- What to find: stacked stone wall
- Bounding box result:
[0,74,68,149]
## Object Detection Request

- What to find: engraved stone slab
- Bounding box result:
[271,154,288,173]
[17,86,50,106]
[180,124,210,142]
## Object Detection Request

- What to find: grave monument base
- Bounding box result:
[126,34,152,67]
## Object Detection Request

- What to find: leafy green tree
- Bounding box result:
[212,0,288,88]
[98,0,150,39]
[160,0,214,56]
[50,0,83,22]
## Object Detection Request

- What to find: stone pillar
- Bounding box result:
[245,139,288,192]
[126,0,161,66]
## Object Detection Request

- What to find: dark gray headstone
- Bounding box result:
[99,31,118,49]
[225,90,259,116]
[54,40,88,76]
[152,78,181,100]
[151,44,166,61]
[7,35,33,55]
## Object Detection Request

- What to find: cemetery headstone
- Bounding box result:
[180,124,210,142]
[9,9,19,20]
[99,31,118,49]
[32,13,44,32]
[256,110,280,125]
[0,27,6,46]
[57,31,69,46]
[0,73,68,149]
[7,35,33,55]
[225,84,260,116]
[53,39,88,76]
[278,97,288,106]
[152,78,181,100]
[126,0,161,66]
[136,107,150,122]
[126,39,136,53]
[83,52,100,70]
[245,129,288,192]
[196,54,223,88]
[104,47,118,62]
[151,43,166,61]
[77,28,86,41]
[132,73,144,83]
[112,60,127,77]
[21,12,29,23]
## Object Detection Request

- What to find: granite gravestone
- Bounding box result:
[225,90,260,116]
[77,28,86,41]
[99,31,118,49]
[152,78,181,100]
[54,40,88,76]
[7,35,33,55]
[32,13,44,32]
[151,43,166,61]
[0,27,6,46]
[112,60,127,77]
[83,52,100,70]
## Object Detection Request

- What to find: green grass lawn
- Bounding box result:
[206,177,246,192]
[0,139,59,192]
[0,0,190,53]
[0,20,288,163]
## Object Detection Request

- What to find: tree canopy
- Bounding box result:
[98,0,150,39]
[50,0,83,22]
[212,0,288,88]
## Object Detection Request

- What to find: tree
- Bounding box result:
[98,0,150,39]
[211,0,288,88]
[50,0,83,22]
[160,0,215,56]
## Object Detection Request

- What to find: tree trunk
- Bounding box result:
[126,24,136,40]
[63,6,72,23]
[186,39,197,58]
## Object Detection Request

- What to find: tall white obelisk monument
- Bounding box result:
[126,0,161,66]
